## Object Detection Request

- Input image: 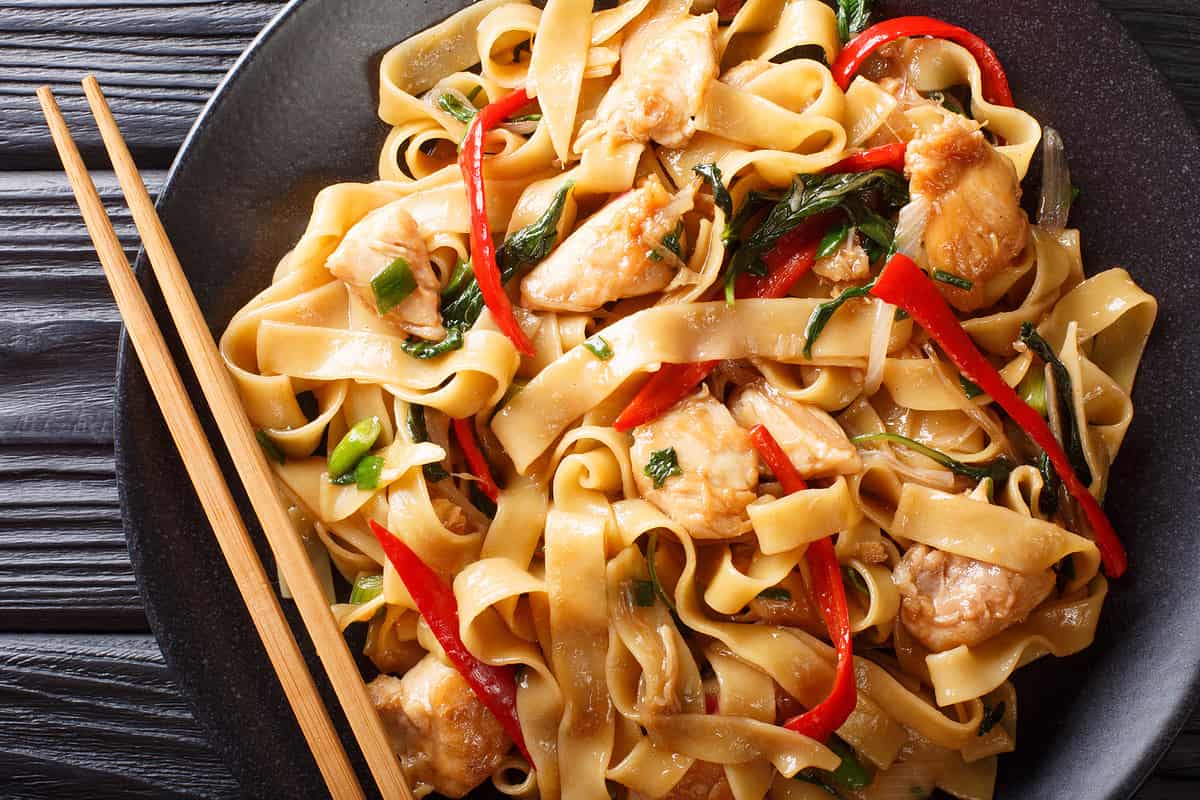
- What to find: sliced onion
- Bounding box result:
[892,195,931,263]
[1037,126,1072,232]
[863,297,894,397]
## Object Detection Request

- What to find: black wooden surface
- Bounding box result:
[0,1,1198,797]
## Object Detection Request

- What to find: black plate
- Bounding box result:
[115,0,1200,797]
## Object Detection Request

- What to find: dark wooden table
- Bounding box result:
[1,1,1198,797]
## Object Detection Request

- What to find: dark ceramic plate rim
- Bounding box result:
[114,1,1200,797]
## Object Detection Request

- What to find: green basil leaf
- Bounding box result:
[693,163,733,216]
[401,325,465,359]
[852,431,1013,485]
[255,430,286,465]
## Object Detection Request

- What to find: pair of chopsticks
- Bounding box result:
[37,79,412,800]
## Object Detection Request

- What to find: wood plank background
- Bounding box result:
[0,1,1197,797]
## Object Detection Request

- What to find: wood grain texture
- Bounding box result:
[0,633,237,798]
[0,0,1197,797]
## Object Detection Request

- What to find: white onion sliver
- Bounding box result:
[1037,126,1072,232]
[863,298,894,397]
[893,195,931,263]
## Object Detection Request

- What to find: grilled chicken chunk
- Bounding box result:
[729,380,861,479]
[326,201,445,340]
[520,177,694,312]
[578,12,718,150]
[892,544,1055,652]
[368,655,510,798]
[631,388,759,540]
[906,115,1030,312]
[632,760,733,800]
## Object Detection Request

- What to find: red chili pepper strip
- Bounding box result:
[368,519,532,761]
[615,221,832,432]
[832,17,1014,108]
[452,417,501,502]
[826,142,907,174]
[460,88,535,356]
[870,254,1126,577]
[748,425,856,742]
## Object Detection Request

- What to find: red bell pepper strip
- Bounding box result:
[826,142,907,174]
[748,425,857,742]
[368,519,532,761]
[452,417,501,502]
[613,221,831,432]
[832,16,1015,108]
[870,254,1126,577]
[460,88,535,356]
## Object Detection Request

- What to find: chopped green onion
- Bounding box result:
[330,472,356,485]
[354,455,385,490]
[644,447,682,488]
[508,113,542,123]
[757,587,792,601]
[371,257,418,315]
[624,578,657,607]
[933,270,974,291]
[583,335,613,361]
[1018,362,1048,417]
[328,417,382,478]
[465,85,483,102]
[978,701,1006,736]
[851,431,1013,485]
[816,223,850,259]
[349,573,384,605]
[255,430,285,465]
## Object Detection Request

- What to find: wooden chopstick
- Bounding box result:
[77,74,411,800]
[35,85,376,800]
[75,76,413,800]
[38,78,411,800]
[35,85,366,800]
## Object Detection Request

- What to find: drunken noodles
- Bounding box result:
[222,0,1158,798]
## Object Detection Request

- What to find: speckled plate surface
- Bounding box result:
[115,1,1200,797]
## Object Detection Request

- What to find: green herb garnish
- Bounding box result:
[1019,323,1092,486]
[354,455,385,490]
[255,430,285,465]
[349,572,384,605]
[842,565,869,596]
[828,738,872,790]
[328,417,382,479]
[816,223,850,259]
[723,190,774,247]
[441,259,473,298]
[407,405,451,483]
[583,335,613,360]
[437,92,477,124]
[371,257,418,314]
[1037,449,1060,518]
[508,113,542,123]
[978,701,1007,736]
[836,0,873,42]
[894,307,910,321]
[852,431,1014,485]
[465,85,483,102]
[693,163,733,217]
[646,533,677,613]
[401,325,464,359]
[933,270,974,291]
[803,280,876,358]
[469,482,498,518]
[644,447,682,488]
[662,222,684,258]
[960,375,985,399]
[441,183,572,329]
[624,578,657,608]
[757,587,792,601]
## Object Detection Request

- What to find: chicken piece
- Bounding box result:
[631,388,759,540]
[578,13,718,150]
[892,544,1055,652]
[812,236,871,284]
[906,115,1031,312]
[729,380,861,479]
[368,655,511,798]
[326,201,444,340]
[520,177,694,312]
[632,760,733,800]
[741,570,826,638]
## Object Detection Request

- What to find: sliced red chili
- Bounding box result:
[452,417,501,502]
[748,425,857,742]
[368,520,531,761]
[832,16,1015,107]
[826,142,907,174]
[870,254,1126,577]
[460,88,535,356]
